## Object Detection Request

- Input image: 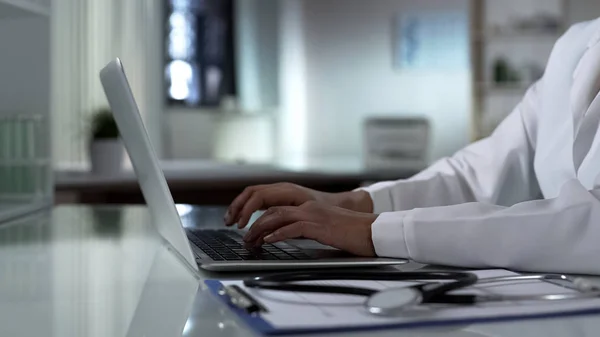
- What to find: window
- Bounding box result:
[165,0,236,107]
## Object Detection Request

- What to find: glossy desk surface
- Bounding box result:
[2,205,600,337]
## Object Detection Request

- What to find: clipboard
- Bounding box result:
[205,269,600,336]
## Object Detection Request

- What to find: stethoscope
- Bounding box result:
[244,270,600,316]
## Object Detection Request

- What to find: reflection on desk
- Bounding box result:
[0,206,198,337]
[0,205,599,337]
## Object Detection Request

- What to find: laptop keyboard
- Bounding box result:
[186,229,314,261]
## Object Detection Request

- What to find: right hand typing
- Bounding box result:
[223,183,373,228]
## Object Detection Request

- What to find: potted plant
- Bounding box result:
[89,107,124,174]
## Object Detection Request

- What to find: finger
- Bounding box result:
[225,185,267,226]
[244,236,265,249]
[263,221,328,245]
[224,187,254,226]
[243,206,303,242]
[237,188,297,229]
[236,191,265,229]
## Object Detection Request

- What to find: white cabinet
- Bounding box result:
[0,0,52,222]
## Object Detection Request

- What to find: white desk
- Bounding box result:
[1,206,599,337]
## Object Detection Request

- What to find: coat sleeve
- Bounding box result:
[361,82,542,214]
[372,180,600,275]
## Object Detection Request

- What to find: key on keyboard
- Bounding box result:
[187,229,313,261]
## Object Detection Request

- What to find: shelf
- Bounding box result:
[473,29,562,42]
[0,0,50,19]
[0,159,50,166]
[477,82,532,93]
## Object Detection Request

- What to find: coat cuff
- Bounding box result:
[358,183,395,214]
[371,211,412,259]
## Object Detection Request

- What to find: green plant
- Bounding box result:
[90,107,119,140]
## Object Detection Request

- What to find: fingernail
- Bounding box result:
[224,210,232,224]
[264,234,275,243]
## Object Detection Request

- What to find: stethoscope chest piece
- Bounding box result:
[366,287,423,316]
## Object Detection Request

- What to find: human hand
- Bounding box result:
[224,183,373,228]
[242,201,378,257]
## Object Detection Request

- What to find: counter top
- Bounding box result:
[54,158,422,205]
[2,205,599,337]
[54,158,421,190]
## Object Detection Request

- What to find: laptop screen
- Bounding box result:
[99,58,199,272]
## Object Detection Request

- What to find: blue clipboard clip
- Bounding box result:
[218,284,268,315]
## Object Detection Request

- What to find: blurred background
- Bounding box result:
[1,0,599,214]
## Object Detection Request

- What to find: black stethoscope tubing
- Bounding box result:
[244,271,479,305]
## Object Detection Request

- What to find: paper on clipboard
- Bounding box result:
[206,269,600,335]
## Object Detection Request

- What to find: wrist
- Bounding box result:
[336,190,374,213]
[365,213,378,256]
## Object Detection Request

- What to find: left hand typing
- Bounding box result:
[242,201,378,257]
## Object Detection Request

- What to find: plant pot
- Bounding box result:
[89,139,124,174]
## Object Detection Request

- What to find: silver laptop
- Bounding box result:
[99,58,407,272]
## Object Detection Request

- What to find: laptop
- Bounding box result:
[99,58,407,272]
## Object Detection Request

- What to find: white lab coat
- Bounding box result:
[363,18,600,275]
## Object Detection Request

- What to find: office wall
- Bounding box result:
[164,0,600,162]
[167,0,472,163]
[298,0,471,161]
[235,0,280,111]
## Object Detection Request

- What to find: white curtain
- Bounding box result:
[51,0,163,169]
